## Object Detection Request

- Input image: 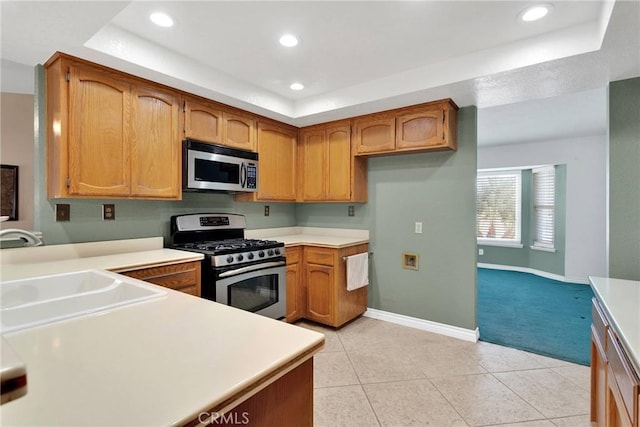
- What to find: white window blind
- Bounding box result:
[477,171,521,244]
[533,166,555,249]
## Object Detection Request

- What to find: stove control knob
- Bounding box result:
[226,256,234,264]
[267,249,274,256]
[247,253,254,260]
[258,251,265,258]
[274,248,281,255]
[236,254,244,262]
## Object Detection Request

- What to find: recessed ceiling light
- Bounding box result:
[279,34,299,47]
[150,12,174,28]
[290,82,304,91]
[520,4,552,22]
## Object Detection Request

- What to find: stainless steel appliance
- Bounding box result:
[182,139,258,193]
[170,213,285,320]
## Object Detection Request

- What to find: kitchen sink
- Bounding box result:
[0,270,166,334]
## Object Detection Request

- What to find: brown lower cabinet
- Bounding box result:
[591,297,640,427]
[114,261,201,297]
[286,244,369,327]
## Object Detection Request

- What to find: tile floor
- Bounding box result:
[296,317,593,427]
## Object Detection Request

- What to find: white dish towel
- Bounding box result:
[346,252,369,291]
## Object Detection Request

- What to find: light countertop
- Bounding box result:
[0,287,324,425]
[0,237,203,281]
[245,226,369,248]
[589,276,640,372]
[0,237,325,424]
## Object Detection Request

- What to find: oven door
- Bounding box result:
[215,261,286,320]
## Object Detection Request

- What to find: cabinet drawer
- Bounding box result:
[285,247,301,264]
[305,248,335,266]
[606,328,640,422]
[592,298,609,350]
[118,262,200,294]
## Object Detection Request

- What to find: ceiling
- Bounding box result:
[1,1,638,146]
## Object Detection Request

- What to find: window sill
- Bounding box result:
[477,241,524,249]
[530,245,556,253]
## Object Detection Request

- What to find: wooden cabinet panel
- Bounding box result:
[116,261,201,297]
[326,125,351,200]
[130,84,181,198]
[606,328,640,424]
[305,263,334,323]
[46,53,182,200]
[396,110,444,150]
[300,129,325,201]
[68,64,131,196]
[223,112,256,151]
[184,98,223,143]
[256,122,297,201]
[353,116,396,154]
[285,247,304,323]
[305,247,335,266]
[592,326,608,426]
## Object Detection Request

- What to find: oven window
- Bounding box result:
[227,274,279,313]
[194,158,239,184]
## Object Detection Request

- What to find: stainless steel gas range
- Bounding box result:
[170,213,286,320]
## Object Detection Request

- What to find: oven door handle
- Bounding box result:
[218,260,286,278]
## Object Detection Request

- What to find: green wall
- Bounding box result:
[608,77,640,280]
[33,66,296,246]
[297,107,479,330]
[478,165,567,276]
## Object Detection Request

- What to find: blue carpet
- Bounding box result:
[478,268,593,366]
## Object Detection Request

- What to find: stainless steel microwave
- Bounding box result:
[182,139,258,193]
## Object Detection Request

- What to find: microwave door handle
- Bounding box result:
[240,163,247,188]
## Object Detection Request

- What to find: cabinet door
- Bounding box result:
[326,125,351,200]
[300,129,326,201]
[184,98,223,143]
[68,64,131,196]
[224,112,256,151]
[286,261,302,322]
[305,263,334,324]
[130,84,181,198]
[257,122,297,201]
[396,109,444,150]
[353,116,396,154]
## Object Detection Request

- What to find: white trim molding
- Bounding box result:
[478,263,590,284]
[363,308,479,343]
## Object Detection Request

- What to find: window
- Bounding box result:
[533,166,555,249]
[477,170,521,246]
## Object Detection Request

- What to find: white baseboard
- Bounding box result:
[477,263,590,284]
[363,308,479,343]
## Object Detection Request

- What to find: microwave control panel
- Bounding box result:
[246,163,257,189]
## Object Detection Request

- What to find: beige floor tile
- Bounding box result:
[314,352,360,388]
[364,379,468,426]
[431,373,544,426]
[408,343,488,378]
[494,369,590,418]
[314,385,380,427]
[489,421,555,427]
[551,365,591,391]
[348,346,425,384]
[549,414,593,426]
[526,352,578,368]
[295,320,345,353]
[474,341,547,372]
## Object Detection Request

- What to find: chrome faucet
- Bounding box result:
[0,229,44,247]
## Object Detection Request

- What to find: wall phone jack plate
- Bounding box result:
[55,204,70,222]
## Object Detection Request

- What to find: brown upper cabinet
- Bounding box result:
[46,53,181,200]
[298,121,367,202]
[184,96,256,151]
[236,121,297,202]
[353,99,458,156]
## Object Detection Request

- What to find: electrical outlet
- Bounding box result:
[55,204,70,222]
[479,248,484,256]
[264,205,270,216]
[348,205,355,217]
[414,222,423,234]
[102,204,115,220]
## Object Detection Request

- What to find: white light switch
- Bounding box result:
[415,222,423,234]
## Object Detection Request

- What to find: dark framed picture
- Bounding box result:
[1,164,19,221]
